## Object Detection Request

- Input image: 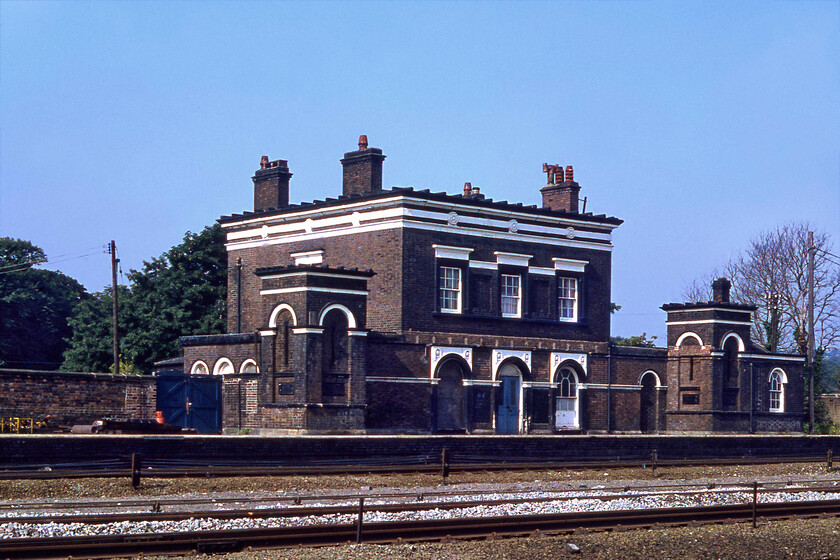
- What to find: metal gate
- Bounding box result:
[156,372,222,434]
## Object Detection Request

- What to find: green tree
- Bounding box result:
[61,287,127,372]
[0,238,87,370]
[62,224,227,373]
[610,333,659,348]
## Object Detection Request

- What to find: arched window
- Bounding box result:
[240,359,258,374]
[769,369,787,412]
[213,358,235,376]
[190,361,209,375]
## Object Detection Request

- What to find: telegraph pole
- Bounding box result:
[110,240,119,376]
[807,231,815,433]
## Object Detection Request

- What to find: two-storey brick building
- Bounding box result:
[181,137,804,434]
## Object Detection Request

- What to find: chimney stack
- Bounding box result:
[540,163,580,213]
[712,278,731,303]
[253,156,292,212]
[341,135,386,197]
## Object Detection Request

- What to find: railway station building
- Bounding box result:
[179,137,804,435]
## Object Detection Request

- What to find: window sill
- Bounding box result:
[431,312,585,326]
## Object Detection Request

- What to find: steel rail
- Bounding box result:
[5,483,840,526]
[2,499,840,560]
[0,454,835,480]
[3,477,840,516]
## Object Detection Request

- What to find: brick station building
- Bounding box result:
[180,137,804,434]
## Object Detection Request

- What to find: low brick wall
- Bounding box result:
[1,434,837,468]
[0,369,156,427]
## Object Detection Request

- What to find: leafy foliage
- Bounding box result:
[610,333,659,348]
[0,238,87,370]
[61,287,126,372]
[62,224,227,373]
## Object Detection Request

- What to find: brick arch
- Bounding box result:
[269,303,297,328]
[433,354,472,379]
[552,359,586,384]
[212,357,235,376]
[318,303,357,329]
[239,359,259,373]
[638,369,662,387]
[676,331,703,348]
[190,360,209,375]
[494,357,531,382]
[720,332,745,352]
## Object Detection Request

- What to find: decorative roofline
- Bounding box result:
[219,186,622,226]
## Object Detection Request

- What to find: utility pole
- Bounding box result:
[110,240,120,376]
[766,288,780,353]
[807,231,815,433]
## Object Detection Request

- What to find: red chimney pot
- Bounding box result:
[358,135,368,150]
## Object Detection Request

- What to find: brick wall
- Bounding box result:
[0,369,156,427]
[2,434,836,468]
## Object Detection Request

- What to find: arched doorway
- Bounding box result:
[497,362,523,434]
[435,359,467,432]
[639,371,659,433]
[722,335,740,409]
[321,308,349,375]
[554,367,579,430]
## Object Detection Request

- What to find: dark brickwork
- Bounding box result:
[662,296,805,433]
[3,434,838,468]
[540,181,580,213]
[341,146,385,197]
[253,159,292,213]
[180,141,804,436]
[0,369,155,427]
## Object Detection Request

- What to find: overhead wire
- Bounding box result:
[0,245,109,275]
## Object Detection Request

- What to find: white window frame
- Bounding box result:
[501,274,522,318]
[558,277,578,322]
[769,368,786,412]
[190,360,209,375]
[439,266,462,314]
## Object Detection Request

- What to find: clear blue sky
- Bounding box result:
[1,1,838,343]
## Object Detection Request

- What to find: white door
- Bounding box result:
[555,369,578,429]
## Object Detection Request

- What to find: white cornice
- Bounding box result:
[494,251,532,267]
[260,287,369,296]
[432,244,474,260]
[226,219,615,253]
[553,257,588,273]
[666,319,753,326]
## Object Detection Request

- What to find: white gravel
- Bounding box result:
[3,487,840,540]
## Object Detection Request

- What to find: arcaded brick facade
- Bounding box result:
[181,138,804,435]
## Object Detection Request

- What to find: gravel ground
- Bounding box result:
[2,463,840,559]
[1,462,835,500]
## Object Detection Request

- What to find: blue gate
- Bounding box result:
[156,372,222,434]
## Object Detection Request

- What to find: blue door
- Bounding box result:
[497,374,521,434]
[156,372,222,434]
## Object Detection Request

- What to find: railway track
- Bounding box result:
[0,452,836,480]
[2,498,840,560]
[3,477,840,524]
